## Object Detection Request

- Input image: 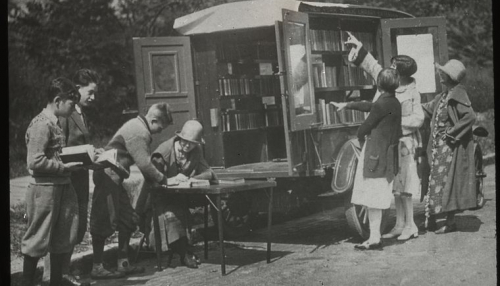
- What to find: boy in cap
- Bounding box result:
[89,103,173,279]
[43,69,100,286]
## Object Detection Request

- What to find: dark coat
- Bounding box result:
[59,110,91,243]
[141,137,216,251]
[421,84,476,212]
[349,92,402,182]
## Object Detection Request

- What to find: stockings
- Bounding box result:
[367,208,382,244]
[401,195,417,231]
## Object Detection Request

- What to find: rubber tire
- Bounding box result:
[470,144,486,210]
[344,193,390,240]
[210,193,253,238]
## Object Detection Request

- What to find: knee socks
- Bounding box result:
[22,254,40,286]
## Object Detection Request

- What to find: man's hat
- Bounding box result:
[176,120,204,144]
[435,59,466,83]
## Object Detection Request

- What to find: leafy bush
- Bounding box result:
[465,65,494,113]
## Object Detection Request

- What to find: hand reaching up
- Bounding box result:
[344,31,362,49]
[345,31,363,62]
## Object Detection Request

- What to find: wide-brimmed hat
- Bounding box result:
[435,59,466,83]
[176,120,204,144]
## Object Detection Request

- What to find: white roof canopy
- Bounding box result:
[173,0,412,35]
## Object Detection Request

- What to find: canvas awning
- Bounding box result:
[173,0,413,35]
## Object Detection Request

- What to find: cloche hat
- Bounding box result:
[176,120,204,144]
[435,59,466,83]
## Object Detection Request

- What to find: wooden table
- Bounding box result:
[151,180,277,275]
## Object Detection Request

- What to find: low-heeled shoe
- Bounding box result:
[435,223,457,234]
[354,241,383,251]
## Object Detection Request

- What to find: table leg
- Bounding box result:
[267,187,273,263]
[204,202,208,260]
[152,201,163,271]
[216,194,226,275]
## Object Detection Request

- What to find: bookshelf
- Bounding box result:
[308,18,377,129]
[213,32,286,166]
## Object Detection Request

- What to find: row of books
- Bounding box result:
[317,99,368,126]
[310,30,374,52]
[218,76,280,96]
[312,62,374,88]
[217,42,277,62]
[312,64,338,88]
[221,110,282,131]
[341,61,375,86]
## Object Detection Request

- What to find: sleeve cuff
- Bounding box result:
[57,162,66,175]
[352,46,368,66]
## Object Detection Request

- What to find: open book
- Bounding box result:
[60,145,129,177]
[167,178,211,188]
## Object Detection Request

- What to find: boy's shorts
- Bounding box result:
[89,169,137,239]
[21,183,79,257]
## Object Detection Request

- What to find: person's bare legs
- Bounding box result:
[398,194,419,240]
[382,194,405,238]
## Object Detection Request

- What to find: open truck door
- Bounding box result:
[133,37,196,150]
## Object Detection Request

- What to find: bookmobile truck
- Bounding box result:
[131,0,487,239]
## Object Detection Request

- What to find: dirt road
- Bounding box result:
[79,164,495,286]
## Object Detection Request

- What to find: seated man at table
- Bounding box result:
[147,120,216,268]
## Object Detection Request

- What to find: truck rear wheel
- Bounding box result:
[470,144,486,210]
[344,193,390,240]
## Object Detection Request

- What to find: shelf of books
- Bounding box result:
[221,107,283,132]
[309,29,376,90]
[309,30,374,52]
[218,75,280,97]
[316,98,368,128]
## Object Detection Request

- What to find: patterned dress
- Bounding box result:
[425,92,454,217]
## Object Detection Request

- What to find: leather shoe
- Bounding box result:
[62,274,90,286]
[435,223,457,234]
[382,227,404,239]
[354,241,383,251]
[397,227,419,241]
[419,218,437,231]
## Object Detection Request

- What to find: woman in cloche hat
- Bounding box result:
[142,119,216,268]
[420,59,477,234]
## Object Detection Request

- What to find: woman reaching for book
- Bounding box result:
[331,32,424,242]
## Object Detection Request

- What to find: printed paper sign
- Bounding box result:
[396,34,436,93]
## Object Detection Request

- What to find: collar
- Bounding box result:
[138,115,152,134]
[41,108,58,125]
[445,84,471,107]
[395,78,416,94]
[378,92,395,99]
[75,104,82,115]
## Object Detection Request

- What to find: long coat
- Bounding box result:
[349,92,402,182]
[145,137,216,251]
[59,110,91,243]
[422,84,477,212]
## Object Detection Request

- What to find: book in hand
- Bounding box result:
[167,178,211,188]
[217,177,245,185]
[60,145,129,178]
[60,144,96,165]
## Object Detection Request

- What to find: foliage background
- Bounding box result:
[8,0,494,178]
